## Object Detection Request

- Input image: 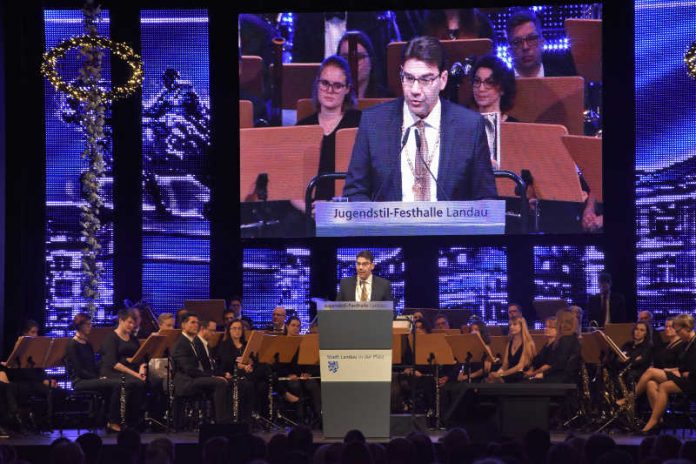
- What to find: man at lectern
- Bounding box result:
[342,36,497,202]
[336,250,393,303]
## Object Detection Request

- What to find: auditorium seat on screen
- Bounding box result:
[269,63,321,109]
[295,97,394,122]
[508,77,585,135]
[240,55,264,100]
[335,127,359,196]
[239,126,323,201]
[562,135,602,202]
[239,100,254,129]
[497,122,584,203]
[386,39,493,100]
[565,19,602,83]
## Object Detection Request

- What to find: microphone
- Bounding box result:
[372,127,412,201]
[414,127,451,201]
[255,173,268,201]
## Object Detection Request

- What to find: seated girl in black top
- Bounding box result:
[488,316,536,384]
[613,321,653,388]
[215,319,254,423]
[526,316,557,380]
[641,313,696,434]
[296,55,361,201]
[65,312,122,432]
[99,308,146,431]
[532,309,581,383]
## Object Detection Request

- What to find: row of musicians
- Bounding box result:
[65,309,320,431]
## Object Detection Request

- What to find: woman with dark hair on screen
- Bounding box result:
[421,9,494,40]
[296,55,362,200]
[337,30,392,98]
[471,55,518,122]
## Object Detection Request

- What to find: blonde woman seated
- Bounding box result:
[526,317,556,380]
[640,313,696,434]
[487,316,536,383]
[527,310,581,383]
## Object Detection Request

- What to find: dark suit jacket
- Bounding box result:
[343,98,497,201]
[587,292,627,324]
[336,275,393,303]
[542,51,577,77]
[172,335,212,394]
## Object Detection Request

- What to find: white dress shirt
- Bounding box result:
[401,99,442,201]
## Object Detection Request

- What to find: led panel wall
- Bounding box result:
[44,10,114,336]
[336,248,405,313]
[438,247,507,325]
[242,248,312,329]
[533,246,604,310]
[141,10,211,315]
[635,1,696,325]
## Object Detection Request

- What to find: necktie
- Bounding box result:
[414,120,431,201]
[360,280,368,302]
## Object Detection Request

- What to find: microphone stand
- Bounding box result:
[409,320,420,430]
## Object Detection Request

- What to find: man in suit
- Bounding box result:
[336,250,393,302]
[343,36,497,202]
[172,312,232,426]
[587,271,627,325]
[265,306,287,334]
[506,8,577,78]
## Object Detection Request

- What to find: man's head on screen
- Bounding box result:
[400,36,448,119]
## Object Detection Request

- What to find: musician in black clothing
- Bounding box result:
[216,319,255,423]
[65,313,122,431]
[526,316,557,380]
[99,309,147,430]
[642,313,696,434]
[172,312,232,425]
[613,321,653,388]
[528,310,581,383]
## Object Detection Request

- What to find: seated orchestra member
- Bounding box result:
[433,313,450,330]
[147,313,175,420]
[266,306,287,334]
[215,319,254,423]
[641,314,696,434]
[612,321,653,388]
[227,295,243,319]
[296,55,362,201]
[172,312,232,426]
[569,305,585,336]
[639,310,664,349]
[222,309,236,329]
[342,36,497,202]
[337,30,392,98]
[414,319,431,334]
[421,8,494,40]
[277,317,321,426]
[65,313,122,432]
[459,319,493,383]
[526,316,557,380]
[99,309,147,429]
[471,55,518,123]
[528,310,581,383]
[197,319,219,370]
[487,316,536,383]
[625,317,685,408]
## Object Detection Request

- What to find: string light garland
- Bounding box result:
[41,34,143,102]
[685,41,696,79]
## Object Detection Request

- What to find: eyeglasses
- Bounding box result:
[318,79,348,92]
[339,53,369,62]
[510,33,541,49]
[400,71,440,88]
[473,77,498,89]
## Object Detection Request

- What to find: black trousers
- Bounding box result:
[87,377,145,426]
[178,376,232,424]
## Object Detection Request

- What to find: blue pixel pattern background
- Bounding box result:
[141,10,211,316]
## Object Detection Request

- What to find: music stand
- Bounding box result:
[298,334,319,365]
[595,331,629,363]
[393,333,406,365]
[564,19,602,83]
[604,323,634,351]
[6,336,52,368]
[88,327,114,354]
[153,329,182,359]
[432,329,461,336]
[127,335,166,365]
[183,299,227,326]
[44,338,71,369]
[257,335,303,365]
[446,334,494,386]
[489,336,509,362]
[580,331,604,365]
[240,331,264,365]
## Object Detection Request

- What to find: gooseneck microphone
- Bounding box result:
[414,127,451,201]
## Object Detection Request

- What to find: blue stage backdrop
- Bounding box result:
[635,1,696,325]
[141,10,211,316]
[533,246,604,313]
[438,247,507,325]
[336,248,405,314]
[44,10,114,336]
[242,248,312,330]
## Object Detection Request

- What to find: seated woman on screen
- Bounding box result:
[336,30,391,99]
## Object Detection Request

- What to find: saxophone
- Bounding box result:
[580,362,592,417]
[617,362,639,430]
[120,374,127,428]
[600,366,617,418]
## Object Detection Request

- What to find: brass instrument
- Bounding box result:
[616,362,640,430]
[580,362,592,416]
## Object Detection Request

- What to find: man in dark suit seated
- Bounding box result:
[506,8,577,78]
[336,250,393,303]
[343,36,497,202]
[587,271,627,325]
[172,312,232,426]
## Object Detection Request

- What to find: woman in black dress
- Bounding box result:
[99,308,146,431]
[641,313,696,434]
[65,312,122,431]
[296,55,361,200]
[526,316,557,380]
[537,310,581,383]
[216,319,254,423]
[614,321,653,388]
[488,316,536,384]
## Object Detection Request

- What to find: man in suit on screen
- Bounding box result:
[342,36,497,202]
[336,250,393,303]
